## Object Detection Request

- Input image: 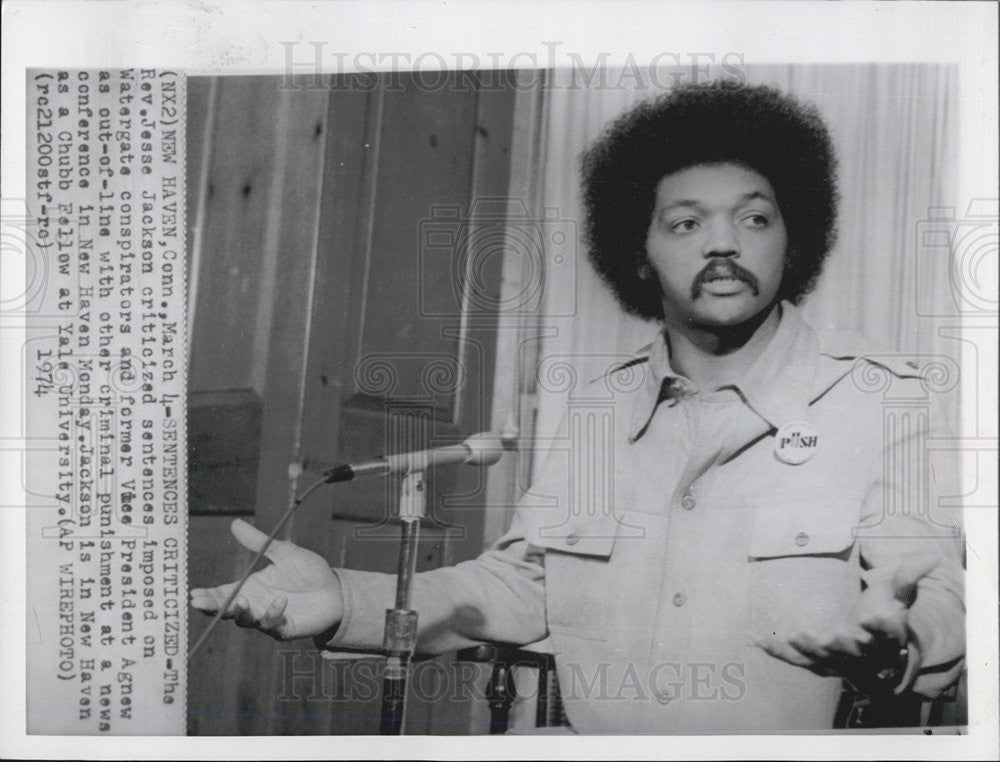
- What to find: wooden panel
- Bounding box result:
[353,73,479,416]
[188,77,278,392]
[298,80,376,469]
[187,389,261,515]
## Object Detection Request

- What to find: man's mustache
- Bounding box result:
[690,259,761,299]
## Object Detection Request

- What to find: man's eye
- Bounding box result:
[742,214,769,228]
[670,219,698,233]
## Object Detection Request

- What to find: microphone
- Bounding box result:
[322,431,515,484]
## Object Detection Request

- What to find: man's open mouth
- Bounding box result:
[691,263,760,298]
[704,274,743,283]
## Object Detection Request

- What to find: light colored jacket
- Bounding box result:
[327,302,965,732]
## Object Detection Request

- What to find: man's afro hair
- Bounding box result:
[580,82,839,321]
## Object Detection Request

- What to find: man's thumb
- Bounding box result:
[890,552,941,607]
[231,518,269,553]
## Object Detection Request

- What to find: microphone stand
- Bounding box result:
[187,429,514,733]
[372,429,512,734]
[379,470,425,735]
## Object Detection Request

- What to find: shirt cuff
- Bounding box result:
[317,567,397,653]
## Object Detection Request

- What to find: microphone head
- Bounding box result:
[462,432,506,466]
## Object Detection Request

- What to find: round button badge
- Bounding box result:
[773,421,820,465]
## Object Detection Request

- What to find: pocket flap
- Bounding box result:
[748,499,860,559]
[529,511,619,557]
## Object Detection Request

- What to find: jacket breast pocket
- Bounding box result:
[533,515,618,642]
[745,498,863,644]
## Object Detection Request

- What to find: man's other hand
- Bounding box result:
[189,518,343,641]
[757,554,940,695]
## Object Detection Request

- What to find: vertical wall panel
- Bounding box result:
[299,82,375,469]
[356,78,478,413]
[188,77,279,392]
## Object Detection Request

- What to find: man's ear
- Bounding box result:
[638,261,655,281]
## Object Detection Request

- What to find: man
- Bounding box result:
[191,83,965,732]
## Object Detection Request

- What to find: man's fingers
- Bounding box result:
[193,585,290,637]
[756,635,816,668]
[788,631,831,663]
[233,596,257,628]
[227,594,290,638]
[857,611,908,644]
[190,585,236,613]
[762,621,908,686]
[811,626,873,658]
[189,588,217,612]
[260,595,289,632]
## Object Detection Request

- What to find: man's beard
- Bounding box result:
[690,259,761,299]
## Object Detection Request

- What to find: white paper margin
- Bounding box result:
[1,1,996,759]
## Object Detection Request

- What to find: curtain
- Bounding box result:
[531,63,959,458]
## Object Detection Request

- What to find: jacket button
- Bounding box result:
[564,533,579,546]
[681,491,696,511]
[672,592,687,607]
[654,688,673,704]
[794,532,810,547]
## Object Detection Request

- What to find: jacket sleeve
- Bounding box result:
[322,526,548,655]
[319,407,596,656]
[318,442,570,656]
[855,373,965,698]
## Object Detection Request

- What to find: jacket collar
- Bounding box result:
[627,301,819,442]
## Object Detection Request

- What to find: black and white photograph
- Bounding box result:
[184,63,969,736]
[2,1,997,759]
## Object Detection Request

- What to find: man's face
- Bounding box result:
[645,162,787,330]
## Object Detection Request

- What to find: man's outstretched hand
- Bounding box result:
[757,554,940,695]
[190,519,343,641]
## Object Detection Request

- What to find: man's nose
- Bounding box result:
[702,221,740,258]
